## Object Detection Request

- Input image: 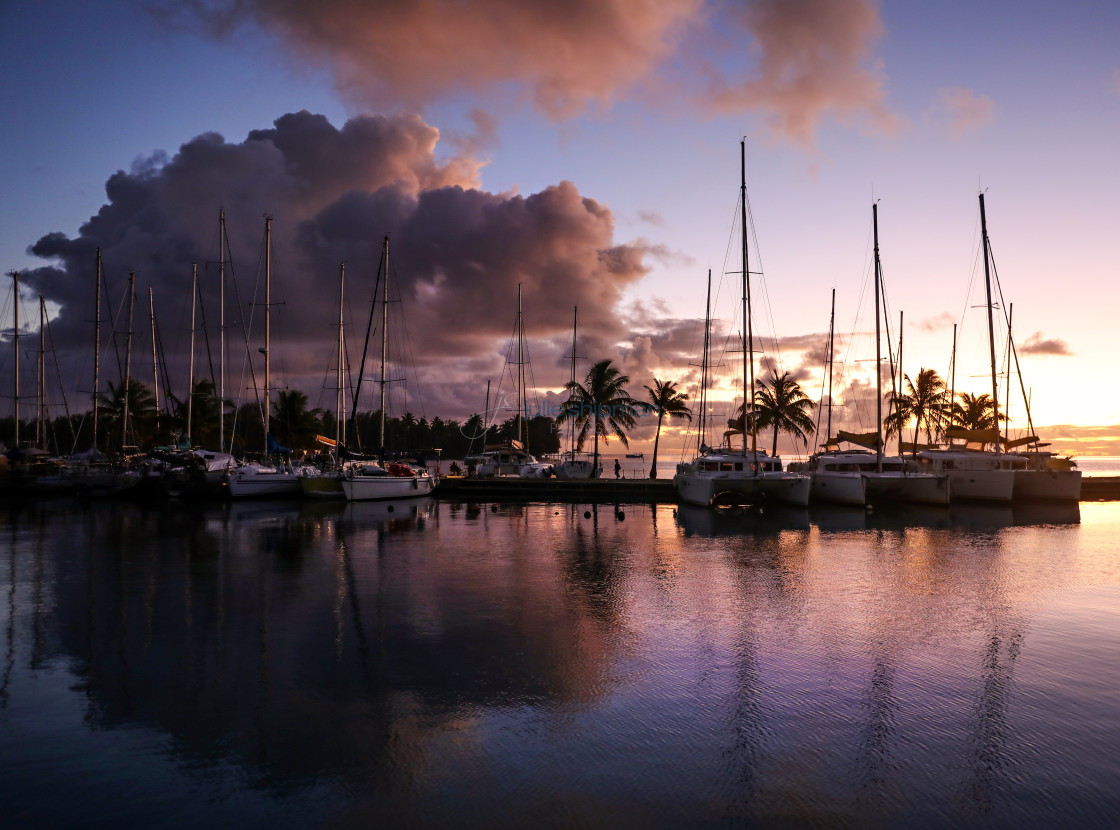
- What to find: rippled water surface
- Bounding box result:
[2,497,1119,828]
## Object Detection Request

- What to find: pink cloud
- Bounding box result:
[929,87,997,138]
[161,0,903,145]
[704,0,906,145]
[1019,331,1073,356]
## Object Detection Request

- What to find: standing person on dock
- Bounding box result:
[614,459,622,479]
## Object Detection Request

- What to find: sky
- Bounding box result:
[1,0,1118,458]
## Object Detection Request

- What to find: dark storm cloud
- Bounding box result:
[12,112,651,418]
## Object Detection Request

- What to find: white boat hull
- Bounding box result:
[1013,469,1081,501]
[555,459,599,480]
[864,472,951,505]
[675,470,811,508]
[226,468,304,498]
[342,473,436,501]
[942,469,1015,503]
[810,471,867,506]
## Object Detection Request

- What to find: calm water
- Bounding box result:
[2,496,1119,828]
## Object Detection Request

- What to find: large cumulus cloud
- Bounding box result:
[15,111,651,419]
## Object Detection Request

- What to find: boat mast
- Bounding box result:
[93,250,102,453]
[517,283,525,449]
[337,261,346,464]
[740,139,757,463]
[482,379,491,449]
[948,323,957,434]
[38,295,46,450]
[263,215,272,456]
[568,305,578,456]
[218,209,226,454]
[873,203,884,471]
[825,287,836,444]
[149,286,160,433]
[979,193,1000,454]
[11,271,19,449]
[122,271,136,449]
[699,269,711,450]
[379,235,390,463]
[188,264,197,447]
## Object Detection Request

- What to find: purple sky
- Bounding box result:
[2,0,1118,457]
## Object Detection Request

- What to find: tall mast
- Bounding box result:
[482,379,491,449]
[149,286,160,433]
[979,193,1000,454]
[379,235,390,462]
[516,283,524,448]
[263,215,272,455]
[93,250,102,452]
[949,323,957,425]
[122,271,136,448]
[568,305,578,456]
[873,203,883,470]
[11,271,19,448]
[218,209,226,454]
[188,264,198,447]
[337,262,346,463]
[825,287,836,443]
[38,295,46,451]
[740,140,757,463]
[699,269,711,449]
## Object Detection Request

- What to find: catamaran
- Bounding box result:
[674,141,810,508]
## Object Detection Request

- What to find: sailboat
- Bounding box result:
[555,306,600,480]
[475,284,545,478]
[808,204,950,506]
[909,194,1022,503]
[798,289,868,506]
[341,235,437,501]
[673,140,810,508]
[301,262,349,498]
[226,215,306,498]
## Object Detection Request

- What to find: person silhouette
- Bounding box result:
[614,459,622,479]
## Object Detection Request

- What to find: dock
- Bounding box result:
[1080,476,1120,501]
[437,475,1120,503]
[437,476,676,502]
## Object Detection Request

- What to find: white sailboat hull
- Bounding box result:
[1013,469,1081,501]
[342,473,436,501]
[226,467,304,498]
[864,472,951,505]
[809,471,867,506]
[941,469,1015,503]
[675,470,811,508]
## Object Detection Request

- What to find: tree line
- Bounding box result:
[2,357,998,467]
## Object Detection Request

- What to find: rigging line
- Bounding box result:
[350,251,383,427]
[386,254,428,423]
[194,275,219,406]
[232,225,269,442]
[743,188,789,383]
[153,307,177,416]
[43,312,77,451]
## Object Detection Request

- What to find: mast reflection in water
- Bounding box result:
[2,497,1119,828]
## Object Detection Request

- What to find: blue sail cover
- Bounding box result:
[266,432,292,456]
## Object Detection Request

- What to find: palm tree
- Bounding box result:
[556,358,637,478]
[886,367,949,452]
[98,378,158,448]
[643,379,692,478]
[741,369,816,457]
[272,389,324,450]
[168,378,229,449]
[949,391,1003,430]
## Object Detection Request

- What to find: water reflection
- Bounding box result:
[0,498,1114,828]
